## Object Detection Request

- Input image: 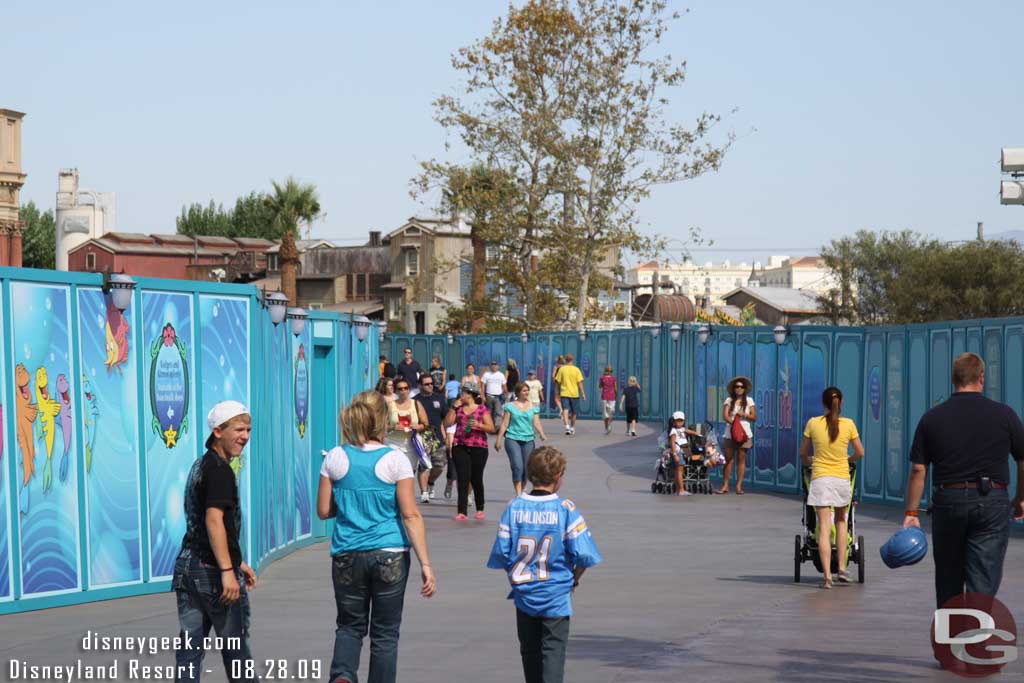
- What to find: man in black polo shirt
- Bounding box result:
[397,347,423,395]
[172,401,258,681]
[415,374,448,502]
[904,353,1024,608]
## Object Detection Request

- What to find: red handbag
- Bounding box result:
[730,414,747,443]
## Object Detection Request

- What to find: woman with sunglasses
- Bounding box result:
[718,376,756,495]
[387,379,431,500]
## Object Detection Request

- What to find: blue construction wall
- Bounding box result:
[392,318,1024,511]
[0,267,377,614]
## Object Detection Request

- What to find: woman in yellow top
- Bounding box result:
[800,386,865,589]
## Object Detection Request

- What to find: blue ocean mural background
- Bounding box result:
[0,306,9,600]
[293,326,311,539]
[10,283,81,595]
[142,292,196,579]
[199,296,251,562]
[77,288,142,586]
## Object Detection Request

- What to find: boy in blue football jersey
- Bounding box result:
[487,446,602,683]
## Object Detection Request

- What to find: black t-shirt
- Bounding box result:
[415,391,448,439]
[398,359,422,386]
[623,385,641,409]
[507,368,520,390]
[382,362,397,379]
[180,450,243,567]
[429,365,447,387]
[910,392,1024,484]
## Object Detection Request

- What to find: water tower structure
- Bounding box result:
[55,168,116,271]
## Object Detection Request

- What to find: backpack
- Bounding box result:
[383,362,397,379]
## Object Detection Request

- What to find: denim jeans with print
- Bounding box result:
[329,550,410,683]
[172,555,255,682]
[930,487,1010,608]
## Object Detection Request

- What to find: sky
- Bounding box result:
[6,1,1024,267]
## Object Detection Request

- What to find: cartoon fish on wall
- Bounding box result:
[35,367,63,493]
[57,373,73,483]
[82,374,99,472]
[15,364,39,514]
[105,298,130,373]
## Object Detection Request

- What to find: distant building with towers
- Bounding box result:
[0,109,27,267]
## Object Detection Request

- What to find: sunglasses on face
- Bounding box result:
[421,382,433,386]
[396,385,410,391]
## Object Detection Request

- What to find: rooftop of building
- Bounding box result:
[722,286,821,313]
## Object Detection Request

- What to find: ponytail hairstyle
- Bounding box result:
[821,386,843,443]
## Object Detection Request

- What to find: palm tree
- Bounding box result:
[441,164,514,333]
[264,177,322,306]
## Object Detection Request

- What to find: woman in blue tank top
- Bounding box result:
[317,390,436,683]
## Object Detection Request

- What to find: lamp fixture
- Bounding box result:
[261,290,289,326]
[669,324,682,342]
[578,329,587,342]
[773,324,790,346]
[377,320,388,342]
[353,314,372,342]
[287,307,308,337]
[650,325,661,339]
[446,333,454,345]
[102,272,136,313]
[521,331,529,344]
[697,325,712,345]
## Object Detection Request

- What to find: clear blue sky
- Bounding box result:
[7,1,1024,265]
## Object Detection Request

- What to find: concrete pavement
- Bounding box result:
[2,418,1022,682]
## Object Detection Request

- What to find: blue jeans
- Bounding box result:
[930,487,1010,608]
[505,439,535,484]
[172,556,255,682]
[486,394,505,424]
[329,550,410,683]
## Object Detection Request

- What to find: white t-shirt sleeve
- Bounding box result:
[375,449,415,484]
[320,446,350,481]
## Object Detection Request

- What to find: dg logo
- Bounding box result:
[932,592,1017,677]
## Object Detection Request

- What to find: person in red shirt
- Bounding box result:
[599,366,618,435]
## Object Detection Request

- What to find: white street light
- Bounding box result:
[103,272,136,313]
[697,325,711,345]
[264,291,289,326]
[669,324,682,342]
[353,315,372,342]
[287,308,308,337]
[773,325,789,346]
[650,326,661,339]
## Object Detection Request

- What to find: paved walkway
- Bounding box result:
[2,419,1022,682]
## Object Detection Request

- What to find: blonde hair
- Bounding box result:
[528,446,567,487]
[627,376,639,388]
[507,358,517,369]
[556,355,565,364]
[341,390,389,446]
[604,365,613,374]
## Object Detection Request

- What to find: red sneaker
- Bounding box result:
[453,514,469,521]
[475,511,485,520]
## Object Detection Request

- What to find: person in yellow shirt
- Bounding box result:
[553,354,585,436]
[800,386,865,589]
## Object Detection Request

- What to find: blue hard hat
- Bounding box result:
[879,527,928,568]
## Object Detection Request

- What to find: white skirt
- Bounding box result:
[807,476,851,507]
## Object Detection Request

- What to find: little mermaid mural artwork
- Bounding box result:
[35,367,63,493]
[15,364,38,514]
[295,343,309,438]
[82,374,99,472]
[104,297,130,373]
[149,323,190,448]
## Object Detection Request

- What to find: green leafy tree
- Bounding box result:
[819,230,1024,324]
[19,201,56,270]
[263,177,322,305]
[176,200,233,237]
[425,0,730,332]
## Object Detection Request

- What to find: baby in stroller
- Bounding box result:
[652,411,701,496]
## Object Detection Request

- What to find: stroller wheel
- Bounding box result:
[857,535,865,583]
[651,482,658,493]
[794,534,802,582]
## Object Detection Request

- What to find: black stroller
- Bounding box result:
[793,463,865,583]
[650,422,719,495]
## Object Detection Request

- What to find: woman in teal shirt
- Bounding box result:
[496,382,548,495]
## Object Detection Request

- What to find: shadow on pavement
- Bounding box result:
[772,648,937,682]
[568,634,690,671]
